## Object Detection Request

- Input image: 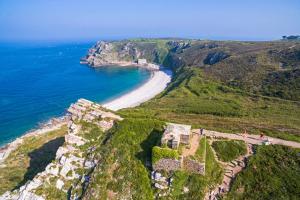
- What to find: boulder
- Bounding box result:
[45,163,59,176]
[56,179,64,190]
[65,134,86,146]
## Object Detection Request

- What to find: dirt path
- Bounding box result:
[197,129,300,148]
[182,134,200,157]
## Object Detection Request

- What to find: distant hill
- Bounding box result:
[282,35,300,41]
[84,39,300,101]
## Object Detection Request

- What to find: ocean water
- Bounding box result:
[0,42,150,146]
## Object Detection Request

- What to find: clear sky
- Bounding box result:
[0,0,299,42]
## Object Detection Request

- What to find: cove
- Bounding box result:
[0,42,150,146]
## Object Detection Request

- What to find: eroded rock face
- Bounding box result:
[84,41,140,66]
[203,51,230,65]
[65,134,86,146]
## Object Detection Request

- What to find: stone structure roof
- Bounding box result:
[161,123,191,148]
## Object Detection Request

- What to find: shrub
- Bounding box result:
[212,140,247,162]
[226,145,300,200]
[152,146,179,164]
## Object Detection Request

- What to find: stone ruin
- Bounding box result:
[153,158,182,172]
[183,158,205,175]
[152,157,205,175]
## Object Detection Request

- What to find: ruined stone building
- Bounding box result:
[161,123,191,149]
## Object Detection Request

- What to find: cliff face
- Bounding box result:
[83,40,170,66]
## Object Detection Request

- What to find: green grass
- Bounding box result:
[83,118,164,200]
[226,145,300,200]
[212,140,247,162]
[0,126,67,195]
[192,136,206,162]
[152,146,179,164]
[120,67,300,142]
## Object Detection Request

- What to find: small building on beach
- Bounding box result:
[137,58,147,65]
[161,123,191,149]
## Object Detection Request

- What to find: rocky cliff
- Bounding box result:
[0,99,123,200]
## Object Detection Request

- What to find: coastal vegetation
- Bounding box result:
[0,126,67,195]
[83,118,164,199]
[121,67,300,142]
[226,145,300,200]
[211,140,247,162]
[152,146,179,164]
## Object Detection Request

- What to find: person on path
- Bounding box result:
[260,133,264,140]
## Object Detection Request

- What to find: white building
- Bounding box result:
[137,59,147,65]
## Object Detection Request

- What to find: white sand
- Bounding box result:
[103,69,172,111]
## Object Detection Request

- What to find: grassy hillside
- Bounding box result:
[83,119,164,200]
[91,38,300,100]
[121,67,300,142]
[226,145,300,200]
[83,119,223,199]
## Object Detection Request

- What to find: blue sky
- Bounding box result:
[0,0,299,41]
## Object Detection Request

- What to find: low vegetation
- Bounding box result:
[83,118,164,200]
[212,140,247,162]
[192,136,206,162]
[152,146,179,164]
[0,126,67,195]
[226,145,300,200]
[121,67,300,142]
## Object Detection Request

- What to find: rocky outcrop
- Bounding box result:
[0,99,122,200]
[83,41,160,68]
[203,51,230,65]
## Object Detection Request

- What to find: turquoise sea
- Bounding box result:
[0,42,150,146]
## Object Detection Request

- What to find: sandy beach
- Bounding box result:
[103,69,172,111]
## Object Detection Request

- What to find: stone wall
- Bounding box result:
[183,158,205,175]
[153,158,181,172]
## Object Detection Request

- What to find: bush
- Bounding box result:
[212,140,247,162]
[226,145,300,200]
[152,146,179,164]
